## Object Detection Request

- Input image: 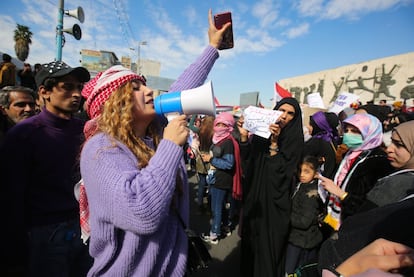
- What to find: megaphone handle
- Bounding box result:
[166,112,181,121]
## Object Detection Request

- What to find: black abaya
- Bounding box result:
[241,98,304,277]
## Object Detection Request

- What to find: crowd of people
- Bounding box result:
[1,8,414,277]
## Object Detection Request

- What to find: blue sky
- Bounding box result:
[1,0,413,107]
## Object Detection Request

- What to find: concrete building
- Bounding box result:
[278,51,414,107]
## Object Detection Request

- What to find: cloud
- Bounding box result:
[251,0,280,27]
[134,4,208,75]
[296,0,324,17]
[237,28,284,53]
[0,15,16,53]
[184,6,198,26]
[323,0,407,19]
[284,22,310,39]
[296,0,413,20]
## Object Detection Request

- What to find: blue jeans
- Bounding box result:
[210,186,231,236]
[28,219,92,277]
[197,173,208,206]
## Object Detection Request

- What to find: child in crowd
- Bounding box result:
[286,155,325,275]
[201,112,242,245]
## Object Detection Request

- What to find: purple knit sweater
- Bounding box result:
[80,46,219,277]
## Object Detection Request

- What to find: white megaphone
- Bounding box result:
[154,81,216,118]
[63,24,82,40]
[65,6,85,23]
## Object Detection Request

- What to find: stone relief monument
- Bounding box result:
[279,52,414,106]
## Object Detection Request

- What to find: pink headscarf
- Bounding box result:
[212,112,235,144]
[211,112,242,200]
[343,113,383,152]
[337,113,383,187]
[325,114,384,231]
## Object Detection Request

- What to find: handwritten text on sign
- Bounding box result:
[242,106,283,138]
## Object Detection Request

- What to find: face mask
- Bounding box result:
[342,133,364,149]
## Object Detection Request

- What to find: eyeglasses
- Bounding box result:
[58,82,84,92]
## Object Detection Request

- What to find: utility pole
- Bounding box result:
[56,0,64,61]
[137,41,147,75]
[55,1,85,61]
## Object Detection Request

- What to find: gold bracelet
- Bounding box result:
[340,192,348,201]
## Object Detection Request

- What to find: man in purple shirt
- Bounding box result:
[0,61,93,276]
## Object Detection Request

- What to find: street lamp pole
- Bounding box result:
[137,41,147,75]
[56,0,64,61]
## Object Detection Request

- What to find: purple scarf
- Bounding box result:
[311,111,333,142]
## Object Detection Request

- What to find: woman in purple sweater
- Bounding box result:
[80,10,230,277]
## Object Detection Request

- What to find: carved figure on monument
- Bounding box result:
[373,64,399,100]
[400,76,414,100]
[303,83,316,104]
[347,76,375,94]
[290,86,303,102]
[317,79,325,97]
[329,77,346,103]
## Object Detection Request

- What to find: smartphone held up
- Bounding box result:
[214,11,234,50]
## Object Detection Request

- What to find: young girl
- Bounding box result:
[285,155,324,275]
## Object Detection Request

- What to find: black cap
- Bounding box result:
[35,61,90,87]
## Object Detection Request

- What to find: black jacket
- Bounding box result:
[289,179,324,249]
[340,147,394,221]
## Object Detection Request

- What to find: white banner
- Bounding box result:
[307,92,326,109]
[242,106,283,138]
[328,92,359,114]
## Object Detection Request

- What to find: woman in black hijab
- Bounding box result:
[240,97,304,277]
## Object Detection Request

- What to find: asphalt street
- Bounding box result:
[187,171,241,277]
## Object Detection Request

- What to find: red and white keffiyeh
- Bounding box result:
[79,181,90,243]
[82,65,146,120]
[78,65,146,243]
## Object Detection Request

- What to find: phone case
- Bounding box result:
[214,12,234,50]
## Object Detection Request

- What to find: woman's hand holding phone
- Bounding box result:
[213,11,234,50]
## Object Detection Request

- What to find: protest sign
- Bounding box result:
[242,106,283,138]
[307,92,326,109]
[328,92,359,114]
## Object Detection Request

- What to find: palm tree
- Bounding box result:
[14,24,33,62]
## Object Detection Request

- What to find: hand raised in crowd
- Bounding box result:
[208,9,231,49]
[318,174,345,198]
[163,114,189,146]
[335,238,414,276]
[236,116,249,142]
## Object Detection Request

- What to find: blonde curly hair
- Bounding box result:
[97,81,161,168]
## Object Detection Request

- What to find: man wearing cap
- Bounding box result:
[0,61,92,276]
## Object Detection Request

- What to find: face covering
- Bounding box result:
[343,133,364,149]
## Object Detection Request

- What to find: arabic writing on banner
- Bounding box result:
[328,92,359,114]
[242,106,283,138]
